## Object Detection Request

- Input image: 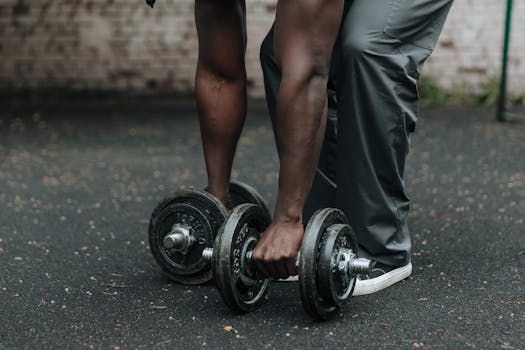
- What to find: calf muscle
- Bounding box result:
[194,0,247,204]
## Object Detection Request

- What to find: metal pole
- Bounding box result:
[496,0,513,121]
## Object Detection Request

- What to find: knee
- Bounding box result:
[198,60,245,84]
[341,32,375,60]
[198,44,245,82]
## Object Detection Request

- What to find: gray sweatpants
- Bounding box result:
[260,0,453,267]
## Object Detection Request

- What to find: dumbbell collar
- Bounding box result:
[163,224,194,254]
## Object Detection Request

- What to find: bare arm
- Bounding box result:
[253,0,344,280]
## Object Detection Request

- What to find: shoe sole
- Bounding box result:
[276,275,299,282]
[352,263,412,296]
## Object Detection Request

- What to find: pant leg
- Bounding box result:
[335,0,453,266]
[260,25,339,223]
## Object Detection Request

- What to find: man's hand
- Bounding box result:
[251,220,304,280]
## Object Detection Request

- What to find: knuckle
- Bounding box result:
[265,254,277,263]
[279,253,292,262]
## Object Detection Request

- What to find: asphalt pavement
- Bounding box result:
[0,101,524,349]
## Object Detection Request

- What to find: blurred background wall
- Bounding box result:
[0,0,523,98]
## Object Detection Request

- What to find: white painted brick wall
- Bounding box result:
[426,0,525,94]
[0,0,523,97]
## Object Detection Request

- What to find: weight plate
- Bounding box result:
[150,189,227,235]
[317,224,358,308]
[228,181,270,216]
[148,189,227,285]
[212,203,272,313]
[298,208,348,320]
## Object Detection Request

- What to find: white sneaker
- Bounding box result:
[274,262,412,289]
[352,262,412,296]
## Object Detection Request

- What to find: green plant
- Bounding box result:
[418,74,474,107]
[418,74,525,107]
[477,76,501,107]
[511,89,525,106]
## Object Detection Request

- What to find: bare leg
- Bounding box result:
[252,0,344,280]
[194,0,247,205]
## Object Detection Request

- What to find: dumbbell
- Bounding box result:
[205,203,373,320]
[148,181,270,285]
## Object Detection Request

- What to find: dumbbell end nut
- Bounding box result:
[202,248,213,262]
[163,233,186,250]
[349,258,374,275]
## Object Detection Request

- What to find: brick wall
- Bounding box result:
[425,0,525,94]
[0,0,523,97]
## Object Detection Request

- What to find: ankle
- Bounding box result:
[204,186,228,207]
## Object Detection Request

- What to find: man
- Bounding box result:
[259,0,453,294]
[155,0,452,294]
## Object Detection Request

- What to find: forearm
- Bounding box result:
[274,73,328,223]
[273,0,343,223]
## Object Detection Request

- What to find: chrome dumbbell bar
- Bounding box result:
[200,248,373,276]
